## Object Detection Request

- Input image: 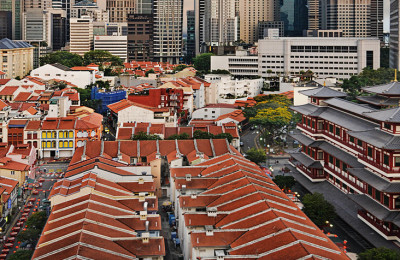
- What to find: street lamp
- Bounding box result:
[266,144,270,169]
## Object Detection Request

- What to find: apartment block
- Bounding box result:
[69,16,93,56]
[94,35,127,62]
[0,38,34,79]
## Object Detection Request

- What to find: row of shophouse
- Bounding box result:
[289,82,400,243]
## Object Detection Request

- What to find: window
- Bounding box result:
[395,197,400,209]
[367,147,373,157]
[64,141,68,148]
[69,131,73,138]
[329,155,333,164]
[47,132,51,138]
[375,190,381,201]
[384,154,390,166]
[329,124,334,133]
[59,132,64,138]
[11,171,14,175]
[384,195,390,207]
[69,141,73,147]
[335,127,340,136]
[349,136,355,143]
[52,131,56,138]
[383,123,391,130]
[59,141,63,148]
[335,159,340,168]
[357,139,363,147]
[395,157,400,167]
[42,141,46,148]
[343,163,348,172]
[47,141,51,148]
[367,185,373,196]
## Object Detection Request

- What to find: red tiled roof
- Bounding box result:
[216,109,246,123]
[25,106,38,115]
[0,99,8,110]
[25,120,41,130]
[108,99,169,113]
[13,92,31,102]
[0,157,30,171]
[170,153,349,259]
[0,86,19,96]
[0,79,11,85]
[70,66,95,71]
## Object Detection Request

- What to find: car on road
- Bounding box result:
[240,141,244,146]
[250,126,255,130]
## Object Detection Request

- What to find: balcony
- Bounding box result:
[358,210,400,238]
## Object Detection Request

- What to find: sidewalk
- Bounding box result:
[286,165,400,251]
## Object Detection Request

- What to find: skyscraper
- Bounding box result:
[135,0,152,14]
[107,0,135,22]
[153,0,183,63]
[307,0,319,30]
[127,13,154,61]
[239,0,279,44]
[390,0,400,69]
[187,10,195,61]
[70,16,93,55]
[203,0,237,46]
[0,11,12,39]
[320,0,371,37]
[371,0,384,41]
[0,0,23,40]
[194,0,205,54]
[280,0,308,36]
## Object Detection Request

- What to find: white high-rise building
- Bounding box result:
[203,0,237,46]
[94,35,127,62]
[390,0,400,70]
[70,16,93,56]
[153,0,183,64]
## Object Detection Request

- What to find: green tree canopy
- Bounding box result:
[132,131,161,140]
[173,64,188,73]
[40,51,83,67]
[83,50,123,66]
[211,69,230,74]
[26,211,47,230]
[193,130,214,139]
[167,133,190,140]
[273,175,296,191]
[214,133,233,143]
[302,192,336,227]
[245,94,293,144]
[358,247,400,260]
[193,53,214,73]
[145,69,155,77]
[342,67,395,100]
[245,148,266,165]
[17,227,41,243]
[9,250,33,260]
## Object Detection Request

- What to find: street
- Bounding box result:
[0,163,60,259]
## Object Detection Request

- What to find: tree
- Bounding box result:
[214,133,233,143]
[342,67,395,100]
[51,81,67,90]
[9,250,33,260]
[83,50,123,66]
[40,51,83,67]
[167,133,190,140]
[173,64,188,73]
[193,53,214,73]
[17,228,41,243]
[302,193,336,227]
[145,69,155,77]
[193,130,214,139]
[245,148,266,165]
[26,211,47,230]
[358,247,400,260]
[273,175,296,191]
[132,131,161,140]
